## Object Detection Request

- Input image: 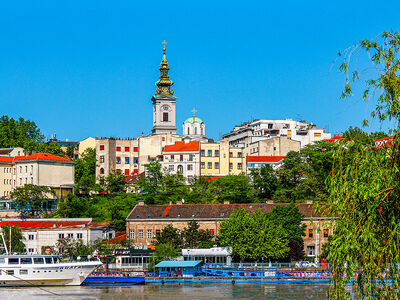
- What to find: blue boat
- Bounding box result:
[82,272,145,286]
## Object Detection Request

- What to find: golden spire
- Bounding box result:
[155,40,174,96]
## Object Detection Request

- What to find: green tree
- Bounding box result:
[74,148,97,194]
[156,173,189,204]
[266,203,306,261]
[1,225,25,253]
[148,242,179,271]
[136,161,163,203]
[218,208,289,262]
[154,224,183,249]
[101,170,126,194]
[11,184,54,217]
[327,31,400,298]
[182,220,214,249]
[55,238,94,260]
[210,175,255,203]
[249,164,278,200]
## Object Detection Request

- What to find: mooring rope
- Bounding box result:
[0,268,61,296]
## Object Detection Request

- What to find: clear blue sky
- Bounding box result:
[2,0,399,141]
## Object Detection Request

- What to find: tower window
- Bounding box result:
[163,112,169,122]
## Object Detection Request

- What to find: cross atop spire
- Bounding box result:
[191,108,197,117]
[154,40,174,96]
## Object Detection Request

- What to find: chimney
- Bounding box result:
[266,200,274,204]
[138,199,145,206]
[223,200,230,204]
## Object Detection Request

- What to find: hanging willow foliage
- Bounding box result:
[322,32,400,299]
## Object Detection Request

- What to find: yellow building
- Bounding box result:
[200,139,245,176]
[79,137,96,157]
[0,157,14,200]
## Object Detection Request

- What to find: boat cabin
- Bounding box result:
[155,260,203,277]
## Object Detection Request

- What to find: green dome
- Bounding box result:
[184,116,203,124]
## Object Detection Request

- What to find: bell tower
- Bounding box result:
[151,41,177,135]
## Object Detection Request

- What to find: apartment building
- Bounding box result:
[161,141,201,178]
[246,156,285,174]
[0,157,14,199]
[222,118,331,148]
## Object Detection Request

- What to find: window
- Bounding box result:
[168,165,174,171]
[323,229,329,238]
[268,123,273,129]
[100,145,105,150]
[238,152,242,158]
[134,157,138,164]
[308,228,313,238]
[125,157,130,164]
[67,233,73,239]
[116,157,121,164]
[21,258,32,264]
[28,234,34,240]
[8,258,19,264]
[45,257,53,264]
[100,168,104,175]
[307,246,315,256]
[6,270,14,275]
[156,229,161,236]
[125,169,130,175]
[129,230,135,240]
[31,177,33,184]
[210,229,215,236]
[28,248,34,253]
[229,152,233,158]
[314,132,321,137]
[133,147,138,152]
[116,146,121,151]
[170,155,175,160]
[215,162,220,169]
[200,150,205,157]
[163,112,169,122]
[180,155,183,162]
[19,269,28,275]
[187,164,193,171]
[138,230,144,239]
[25,166,28,173]
[116,169,121,174]
[59,233,64,239]
[229,163,233,170]
[147,229,153,239]
[189,154,194,161]
[177,165,183,173]
[100,156,104,163]
[208,150,212,157]
[77,233,83,239]
[215,150,220,157]
[33,257,44,264]
[125,147,130,152]
[237,163,242,170]
[201,162,205,169]
[207,162,212,169]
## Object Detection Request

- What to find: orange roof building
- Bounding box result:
[246,155,285,174]
[162,141,201,178]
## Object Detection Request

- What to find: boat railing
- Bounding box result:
[203,262,330,269]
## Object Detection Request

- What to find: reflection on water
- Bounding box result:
[0,284,330,300]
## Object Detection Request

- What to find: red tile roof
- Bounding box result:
[104,234,127,244]
[0,220,90,229]
[247,156,285,163]
[324,135,343,143]
[0,157,14,163]
[14,153,73,163]
[375,136,393,147]
[164,141,200,152]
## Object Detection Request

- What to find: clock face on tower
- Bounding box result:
[162,105,169,111]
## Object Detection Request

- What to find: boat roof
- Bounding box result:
[155,260,203,268]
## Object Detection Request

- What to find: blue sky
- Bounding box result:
[1,0,399,141]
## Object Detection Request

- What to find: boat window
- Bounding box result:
[8,258,19,264]
[19,269,28,275]
[45,257,53,264]
[34,257,44,264]
[6,270,14,275]
[53,256,59,263]
[0,258,5,264]
[20,258,32,264]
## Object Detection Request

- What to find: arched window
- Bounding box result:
[177,165,183,173]
[187,127,190,135]
[195,127,198,135]
[100,168,104,175]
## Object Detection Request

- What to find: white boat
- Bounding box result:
[0,254,102,286]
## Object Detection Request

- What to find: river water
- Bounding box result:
[0,284,331,299]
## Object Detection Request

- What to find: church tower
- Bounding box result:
[151,41,177,135]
